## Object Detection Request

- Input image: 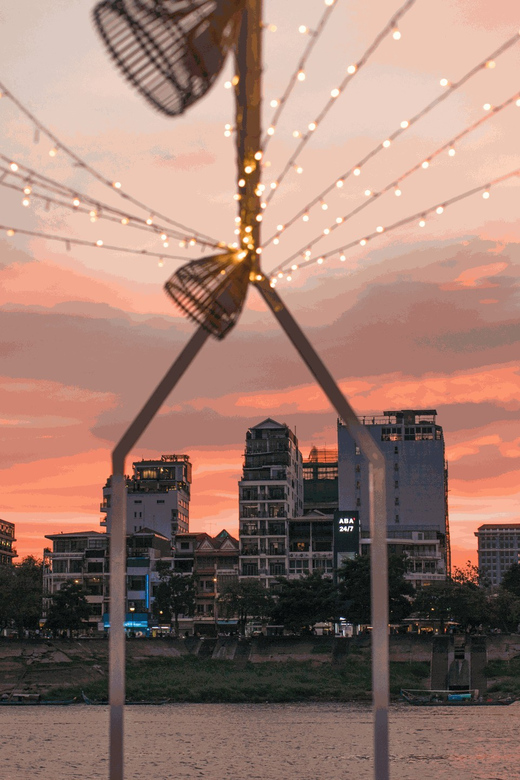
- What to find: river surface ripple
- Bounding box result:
[1,702,518,779]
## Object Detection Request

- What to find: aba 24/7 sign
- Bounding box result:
[334,510,360,554]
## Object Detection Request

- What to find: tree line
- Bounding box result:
[2,554,520,637]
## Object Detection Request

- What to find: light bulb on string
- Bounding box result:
[317,257,324,264]
[323,228,330,235]
[9,162,18,172]
[321,201,328,210]
[72,197,80,207]
[273,237,280,245]
[112,181,121,189]
[400,120,409,128]
[440,78,450,87]
[482,189,490,199]
[293,130,302,138]
[308,122,317,132]
[303,214,309,222]
[422,160,430,169]
[96,239,103,247]
[270,99,279,108]
[121,217,129,225]
[299,25,309,34]
[267,126,275,136]
[364,189,372,197]
[49,147,58,157]
[336,217,343,224]
[483,103,492,111]
[392,27,401,40]
[331,88,340,98]
[340,255,346,261]
[23,185,32,195]
[382,139,391,148]
[376,226,384,233]
[291,264,298,271]
[485,60,496,69]
[448,147,456,157]
[336,179,344,188]
[6,229,15,236]
[22,197,30,207]
[419,219,426,227]
[394,187,402,197]
[146,216,154,225]
[436,206,444,214]
[297,70,306,82]
[161,233,168,241]
[158,258,164,267]
[353,167,361,176]
[347,64,357,74]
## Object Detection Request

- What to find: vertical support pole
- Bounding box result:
[108,325,210,779]
[254,277,389,780]
[235,0,263,272]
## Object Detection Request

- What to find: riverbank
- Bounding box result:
[1,635,519,702]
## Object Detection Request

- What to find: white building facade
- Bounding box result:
[475,523,520,588]
[101,454,191,541]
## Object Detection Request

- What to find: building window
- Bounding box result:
[395,514,399,523]
[356,498,361,507]
[157,499,165,504]
[394,497,399,506]
[394,463,399,471]
[394,446,399,455]
[356,480,361,490]
[289,559,309,574]
[355,445,360,455]
[355,465,361,473]
[394,480,399,489]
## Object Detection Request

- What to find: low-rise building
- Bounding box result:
[0,519,16,565]
[475,523,520,588]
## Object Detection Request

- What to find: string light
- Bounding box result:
[392,28,401,40]
[22,197,30,207]
[270,168,520,280]
[263,0,338,150]
[382,139,391,148]
[264,1,419,211]
[440,78,450,87]
[483,103,492,111]
[0,80,222,249]
[353,168,361,176]
[331,88,340,98]
[297,70,306,81]
[448,147,456,157]
[268,89,520,270]
[400,120,409,128]
[482,190,490,199]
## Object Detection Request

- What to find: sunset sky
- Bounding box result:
[0,0,519,568]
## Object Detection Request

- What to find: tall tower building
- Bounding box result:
[101,454,191,542]
[0,519,16,565]
[239,418,303,587]
[338,409,450,585]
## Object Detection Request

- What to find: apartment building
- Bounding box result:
[0,519,16,565]
[101,454,192,540]
[238,418,303,588]
[475,523,520,588]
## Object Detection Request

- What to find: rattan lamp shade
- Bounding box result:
[93,0,244,116]
[164,253,251,338]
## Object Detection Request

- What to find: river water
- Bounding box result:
[1,702,518,779]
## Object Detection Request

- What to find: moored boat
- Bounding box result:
[400,688,516,706]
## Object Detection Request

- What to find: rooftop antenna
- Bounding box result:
[93,3,388,779]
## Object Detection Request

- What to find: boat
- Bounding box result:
[0,692,77,706]
[400,688,516,706]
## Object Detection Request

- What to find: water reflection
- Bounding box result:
[2,703,517,779]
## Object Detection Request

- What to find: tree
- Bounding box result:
[270,572,336,634]
[0,556,43,637]
[412,576,489,631]
[218,578,274,635]
[152,567,196,636]
[45,581,91,636]
[501,563,520,599]
[336,554,414,626]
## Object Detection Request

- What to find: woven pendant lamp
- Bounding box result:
[164,252,252,338]
[93,0,245,115]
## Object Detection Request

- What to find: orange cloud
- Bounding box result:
[443,261,508,290]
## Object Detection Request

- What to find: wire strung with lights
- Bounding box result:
[261,0,338,150]
[0,157,224,249]
[0,223,193,265]
[263,0,417,208]
[270,90,520,274]
[264,30,520,248]
[269,166,520,284]
[0,79,223,249]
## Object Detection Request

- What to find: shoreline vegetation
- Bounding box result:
[1,636,519,704]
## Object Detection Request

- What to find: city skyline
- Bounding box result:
[1,0,519,566]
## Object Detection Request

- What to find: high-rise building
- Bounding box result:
[239,418,303,587]
[101,454,192,541]
[0,519,16,565]
[338,409,450,586]
[475,524,520,588]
